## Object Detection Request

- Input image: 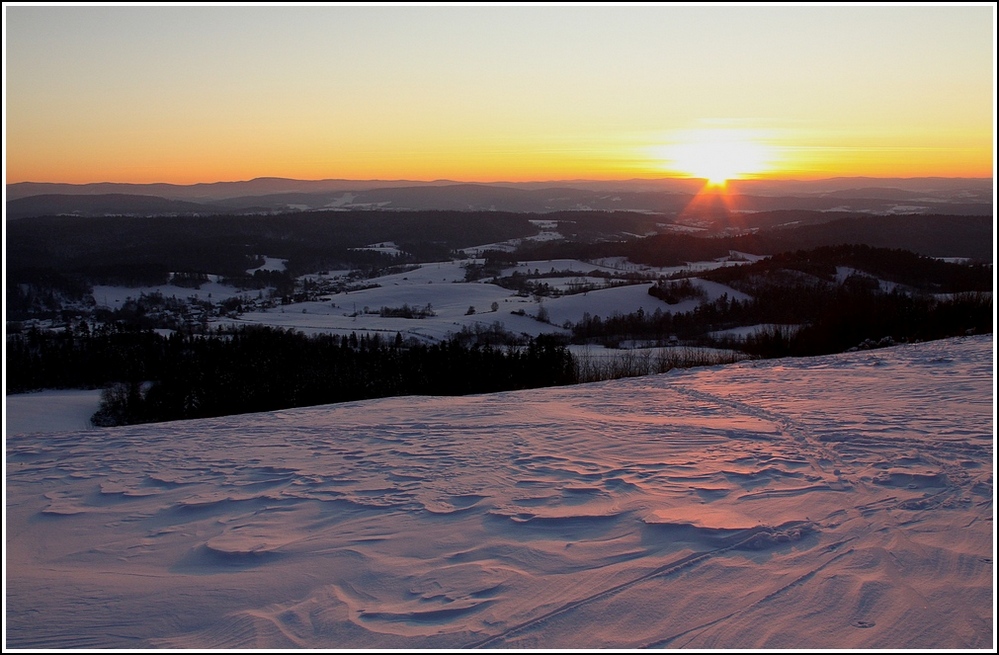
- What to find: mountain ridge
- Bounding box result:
[7,175,992,201]
[6,176,992,220]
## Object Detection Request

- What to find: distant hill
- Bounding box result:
[4,178,467,203]
[754,214,995,260]
[8,209,990,297]
[518,213,994,264]
[7,177,992,219]
[5,193,212,220]
[724,176,994,198]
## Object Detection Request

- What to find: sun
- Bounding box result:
[655,129,774,187]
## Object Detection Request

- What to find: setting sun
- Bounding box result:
[654,129,775,186]
[4,6,991,184]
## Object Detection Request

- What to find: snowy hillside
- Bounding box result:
[4,335,994,649]
[81,255,751,343]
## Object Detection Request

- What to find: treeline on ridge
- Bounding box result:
[568,245,991,357]
[9,211,992,297]
[697,244,992,293]
[571,288,990,356]
[513,214,994,264]
[5,210,543,284]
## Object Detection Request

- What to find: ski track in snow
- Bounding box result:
[4,335,994,649]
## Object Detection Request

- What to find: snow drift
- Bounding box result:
[4,335,994,649]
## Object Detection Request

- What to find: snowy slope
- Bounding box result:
[4,335,994,649]
[5,389,103,435]
[87,256,751,343]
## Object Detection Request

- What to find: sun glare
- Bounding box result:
[656,129,774,186]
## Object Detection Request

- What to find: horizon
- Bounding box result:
[7,172,995,188]
[5,4,994,186]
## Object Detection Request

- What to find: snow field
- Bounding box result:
[5,335,993,649]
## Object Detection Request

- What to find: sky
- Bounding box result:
[3,3,996,185]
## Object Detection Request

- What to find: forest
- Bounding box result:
[511,213,993,264]
[8,241,990,427]
[570,284,990,357]
[6,209,993,428]
[571,244,992,355]
[7,325,577,426]
[7,211,992,310]
[5,210,542,286]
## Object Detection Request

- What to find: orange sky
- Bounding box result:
[4,5,995,185]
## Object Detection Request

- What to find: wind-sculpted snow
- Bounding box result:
[5,336,993,649]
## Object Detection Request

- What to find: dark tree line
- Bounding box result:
[732,289,992,358]
[7,325,577,426]
[648,277,707,304]
[513,214,994,265]
[6,211,541,281]
[7,322,169,392]
[572,280,991,356]
[568,243,992,351]
[699,244,992,293]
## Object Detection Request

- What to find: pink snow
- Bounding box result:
[4,335,994,649]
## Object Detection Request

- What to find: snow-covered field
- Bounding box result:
[92,278,250,308]
[208,259,750,341]
[5,335,993,649]
[82,254,758,346]
[4,389,103,435]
